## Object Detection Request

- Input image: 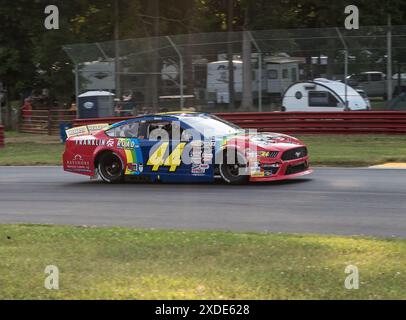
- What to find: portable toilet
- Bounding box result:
[77,91,115,118]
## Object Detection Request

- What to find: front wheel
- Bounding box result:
[219,150,249,185]
[98,152,124,183]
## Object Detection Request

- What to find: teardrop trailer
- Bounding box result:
[281,78,371,111]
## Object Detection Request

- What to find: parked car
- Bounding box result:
[347,71,406,99]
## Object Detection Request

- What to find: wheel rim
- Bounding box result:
[101,154,122,179]
[224,163,246,177]
[222,152,248,179]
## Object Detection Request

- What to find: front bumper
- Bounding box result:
[249,157,313,182]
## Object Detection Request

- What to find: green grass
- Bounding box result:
[299,135,406,166]
[1,132,406,166]
[0,224,405,299]
[371,100,387,111]
[0,133,64,165]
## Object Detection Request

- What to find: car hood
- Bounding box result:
[217,131,304,151]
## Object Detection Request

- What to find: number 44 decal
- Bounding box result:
[147,142,186,172]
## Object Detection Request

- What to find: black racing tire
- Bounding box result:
[98,152,124,184]
[219,149,249,185]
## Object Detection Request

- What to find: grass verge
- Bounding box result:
[299,135,406,167]
[1,132,406,166]
[0,224,405,299]
[0,132,63,165]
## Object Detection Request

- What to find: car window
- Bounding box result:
[370,73,383,81]
[143,121,184,141]
[354,74,368,82]
[309,91,340,107]
[282,69,289,79]
[105,122,139,138]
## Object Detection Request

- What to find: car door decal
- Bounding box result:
[147,142,186,172]
[116,138,143,175]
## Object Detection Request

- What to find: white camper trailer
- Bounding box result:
[206,60,244,103]
[282,78,370,112]
[264,57,301,96]
[206,58,300,104]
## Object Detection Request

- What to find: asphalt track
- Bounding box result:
[0,166,405,238]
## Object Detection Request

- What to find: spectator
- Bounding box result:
[22,98,33,123]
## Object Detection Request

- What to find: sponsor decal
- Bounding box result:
[75,139,107,146]
[204,140,216,148]
[106,139,114,147]
[249,162,263,177]
[251,171,265,177]
[189,140,213,165]
[87,123,110,134]
[66,154,91,172]
[127,163,143,173]
[117,138,136,149]
[258,151,271,157]
[123,139,143,175]
[66,124,109,138]
[202,153,213,163]
[191,163,209,175]
[66,126,89,138]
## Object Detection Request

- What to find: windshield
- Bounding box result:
[180,114,241,137]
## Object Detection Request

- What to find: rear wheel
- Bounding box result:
[98,152,124,183]
[219,150,249,185]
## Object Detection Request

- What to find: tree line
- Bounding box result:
[0,0,405,104]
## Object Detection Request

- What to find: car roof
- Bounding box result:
[109,111,209,127]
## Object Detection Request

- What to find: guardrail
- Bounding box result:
[21,109,77,135]
[73,111,406,135]
[0,125,4,148]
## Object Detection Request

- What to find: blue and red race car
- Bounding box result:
[63,112,312,184]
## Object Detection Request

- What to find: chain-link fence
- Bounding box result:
[63,25,406,117]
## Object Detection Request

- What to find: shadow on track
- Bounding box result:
[62,177,313,188]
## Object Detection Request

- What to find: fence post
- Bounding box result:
[336,28,349,109]
[0,125,4,148]
[166,36,184,109]
[248,31,262,112]
[387,14,392,102]
[48,109,52,135]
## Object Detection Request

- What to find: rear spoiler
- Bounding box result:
[66,123,110,138]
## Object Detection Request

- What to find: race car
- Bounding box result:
[63,112,312,184]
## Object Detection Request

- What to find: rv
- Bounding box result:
[206,57,301,104]
[206,60,247,103]
[282,78,370,112]
[264,57,301,96]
